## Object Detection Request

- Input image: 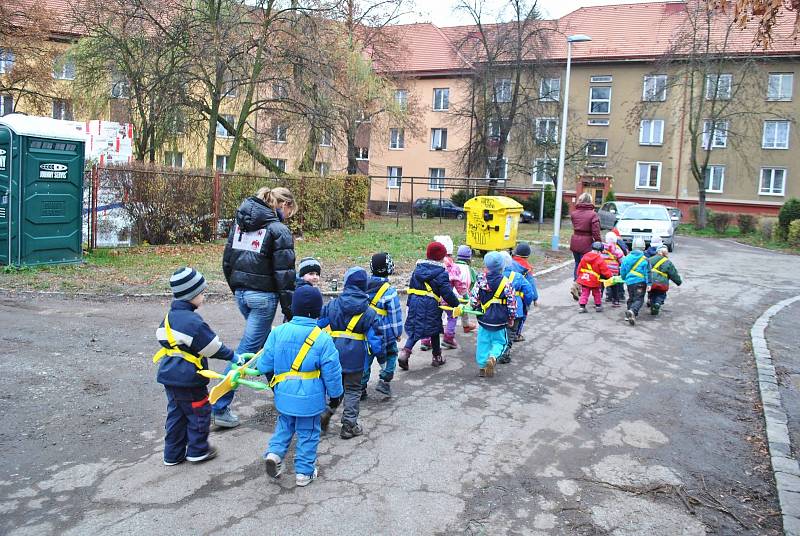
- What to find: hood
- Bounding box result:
[414,259,446,280]
[627,250,645,261]
[337,286,370,315]
[574,202,596,211]
[236,197,279,232]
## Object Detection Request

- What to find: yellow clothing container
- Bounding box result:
[463,196,523,254]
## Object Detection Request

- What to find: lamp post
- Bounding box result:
[551,34,592,251]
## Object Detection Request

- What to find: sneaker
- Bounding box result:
[320,408,333,433]
[612,301,621,308]
[651,304,660,316]
[163,457,185,466]
[420,338,432,351]
[625,310,636,326]
[513,334,525,342]
[441,336,459,350]
[212,408,240,429]
[579,305,587,313]
[595,304,603,312]
[360,389,368,401]
[186,446,218,463]
[497,355,511,364]
[264,452,283,478]
[485,357,497,378]
[340,422,363,440]
[296,467,319,487]
[478,368,486,377]
[398,348,411,371]
[431,353,446,367]
[375,380,392,398]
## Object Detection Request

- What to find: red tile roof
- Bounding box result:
[375,23,472,74]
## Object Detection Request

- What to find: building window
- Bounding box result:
[0,49,14,74]
[535,117,558,144]
[767,73,793,101]
[762,120,790,149]
[704,165,725,193]
[0,94,13,116]
[110,71,130,98]
[355,110,370,123]
[589,87,611,114]
[760,168,786,196]
[52,99,73,121]
[494,78,512,102]
[319,128,332,147]
[431,128,448,150]
[642,74,667,101]
[705,73,732,100]
[487,119,509,142]
[639,119,664,145]
[487,157,508,180]
[222,74,237,98]
[588,119,609,126]
[389,128,404,149]
[394,89,408,110]
[273,83,288,100]
[590,75,613,83]
[273,158,286,172]
[164,151,183,168]
[316,162,330,176]
[533,158,557,184]
[53,55,76,80]
[540,77,560,102]
[272,123,287,142]
[433,88,449,111]
[429,168,445,190]
[586,139,608,157]
[216,115,235,138]
[388,166,402,188]
[635,161,661,190]
[702,120,729,149]
[215,154,228,171]
[355,147,369,160]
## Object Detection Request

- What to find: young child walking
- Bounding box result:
[510,242,539,341]
[498,251,535,364]
[576,241,614,312]
[154,267,241,466]
[320,267,383,439]
[470,252,516,377]
[400,241,461,370]
[421,236,461,350]
[361,253,402,399]
[647,245,682,315]
[257,286,344,486]
[601,231,626,307]
[620,237,650,326]
[455,245,478,334]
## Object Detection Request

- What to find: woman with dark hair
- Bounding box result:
[569,192,601,300]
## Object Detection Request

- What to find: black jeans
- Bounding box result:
[605,283,625,303]
[626,283,647,315]
[572,251,584,280]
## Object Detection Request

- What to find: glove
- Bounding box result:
[452,305,463,317]
[232,353,246,366]
[328,395,343,409]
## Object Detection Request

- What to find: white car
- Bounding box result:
[614,204,675,252]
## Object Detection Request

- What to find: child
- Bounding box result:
[455,245,478,334]
[421,236,460,350]
[576,242,614,313]
[469,252,516,377]
[400,241,461,370]
[619,237,650,326]
[257,285,344,486]
[647,245,682,315]
[361,253,402,399]
[320,267,383,439]
[601,231,626,307]
[154,267,241,466]
[296,257,322,288]
[510,242,540,341]
[498,251,534,364]
[644,236,663,258]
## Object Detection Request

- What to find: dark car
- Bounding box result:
[413,198,466,219]
[598,201,635,229]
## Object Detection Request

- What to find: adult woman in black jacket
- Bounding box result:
[212,186,297,427]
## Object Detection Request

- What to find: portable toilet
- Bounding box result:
[463,195,523,254]
[0,114,85,266]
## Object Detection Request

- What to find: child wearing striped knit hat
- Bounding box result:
[296,257,322,288]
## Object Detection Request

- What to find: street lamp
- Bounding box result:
[551,34,592,251]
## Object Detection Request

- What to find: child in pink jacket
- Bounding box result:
[602,231,626,307]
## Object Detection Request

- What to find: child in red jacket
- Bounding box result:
[576,241,613,312]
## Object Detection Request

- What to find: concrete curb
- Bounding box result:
[751,294,800,536]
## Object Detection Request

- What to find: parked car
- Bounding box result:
[520,210,534,223]
[668,207,682,228]
[614,204,676,251]
[597,201,635,229]
[413,198,466,219]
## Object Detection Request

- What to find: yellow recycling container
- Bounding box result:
[464,196,523,254]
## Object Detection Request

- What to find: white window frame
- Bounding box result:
[494,78,512,103]
[702,119,729,149]
[635,161,662,190]
[767,73,793,101]
[273,83,288,100]
[53,55,76,80]
[431,128,448,150]
[588,119,609,126]
[394,89,408,110]
[52,99,73,121]
[318,128,332,147]
[642,74,667,101]
[164,151,184,168]
[387,166,402,189]
[355,147,369,160]
[533,158,556,185]
[762,120,790,149]
[433,88,449,111]
[535,117,558,144]
[389,128,405,150]
[705,73,732,100]
[639,119,664,146]
[216,115,235,138]
[759,168,786,196]
[428,168,446,191]
[215,154,229,171]
[586,139,608,157]
[0,49,13,74]
[590,75,613,83]
[487,157,508,180]
[703,165,725,193]
[316,162,330,176]
[488,120,510,142]
[589,86,611,114]
[0,94,13,116]
[272,124,288,143]
[273,158,287,172]
[539,77,560,102]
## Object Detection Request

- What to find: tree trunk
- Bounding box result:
[346,127,358,175]
[696,187,708,229]
[205,97,220,170]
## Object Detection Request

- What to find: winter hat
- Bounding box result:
[170,267,207,301]
[650,236,663,247]
[500,251,514,269]
[291,285,323,318]
[433,235,454,255]
[632,237,646,250]
[591,241,604,252]
[298,257,321,278]
[484,251,504,273]
[656,244,669,255]
[605,231,618,244]
[426,241,447,261]
[456,245,472,261]
[514,242,532,258]
[343,266,368,291]
[370,252,395,277]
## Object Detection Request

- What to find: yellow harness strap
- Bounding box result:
[327,313,366,341]
[369,282,391,316]
[651,257,669,278]
[152,313,204,370]
[580,265,600,277]
[629,256,647,278]
[269,326,323,388]
[507,271,523,298]
[482,276,510,312]
[407,281,441,302]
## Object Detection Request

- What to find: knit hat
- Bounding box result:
[370,252,394,277]
[591,241,604,251]
[344,266,368,291]
[650,236,663,247]
[456,245,472,261]
[605,231,618,244]
[170,267,207,301]
[291,285,323,318]
[514,242,531,258]
[656,244,669,254]
[433,235,454,255]
[632,237,646,250]
[426,241,447,261]
[484,251,504,273]
[298,257,321,278]
[500,251,513,269]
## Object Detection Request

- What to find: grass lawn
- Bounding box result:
[677,224,800,253]
[0,217,569,295]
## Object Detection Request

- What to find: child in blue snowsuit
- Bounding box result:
[498,251,535,364]
[470,252,516,378]
[155,267,241,466]
[257,285,343,487]
[320,267,384,439]
[361,252,402,399]
[620,237,651,326]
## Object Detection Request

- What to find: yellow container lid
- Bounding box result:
[464,196,523,212]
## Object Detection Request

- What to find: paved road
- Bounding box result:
[0,237,795,535]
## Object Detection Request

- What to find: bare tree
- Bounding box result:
[708,0,799,48]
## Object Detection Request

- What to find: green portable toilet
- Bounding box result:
[0,114,85,266]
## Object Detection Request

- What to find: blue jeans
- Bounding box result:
[164,386,210,462]
[212,289,278,413]
[362,339,398,388]
[267,413,320,476]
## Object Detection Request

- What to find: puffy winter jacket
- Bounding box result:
[321,284,384,373]
[222,196,296,317]
[367,276,403,341]
[570,203,601,255]
[404,260,460,340]
[620,250,651,286]
[511,256,539,304]
[504,265,535,317]
[577,251,614,288]
[256,316,344,417]
[471,270,516,329]
[648,255,682,290]
[601,242,625,275]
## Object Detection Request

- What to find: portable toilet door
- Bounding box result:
[0,114,85,266]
